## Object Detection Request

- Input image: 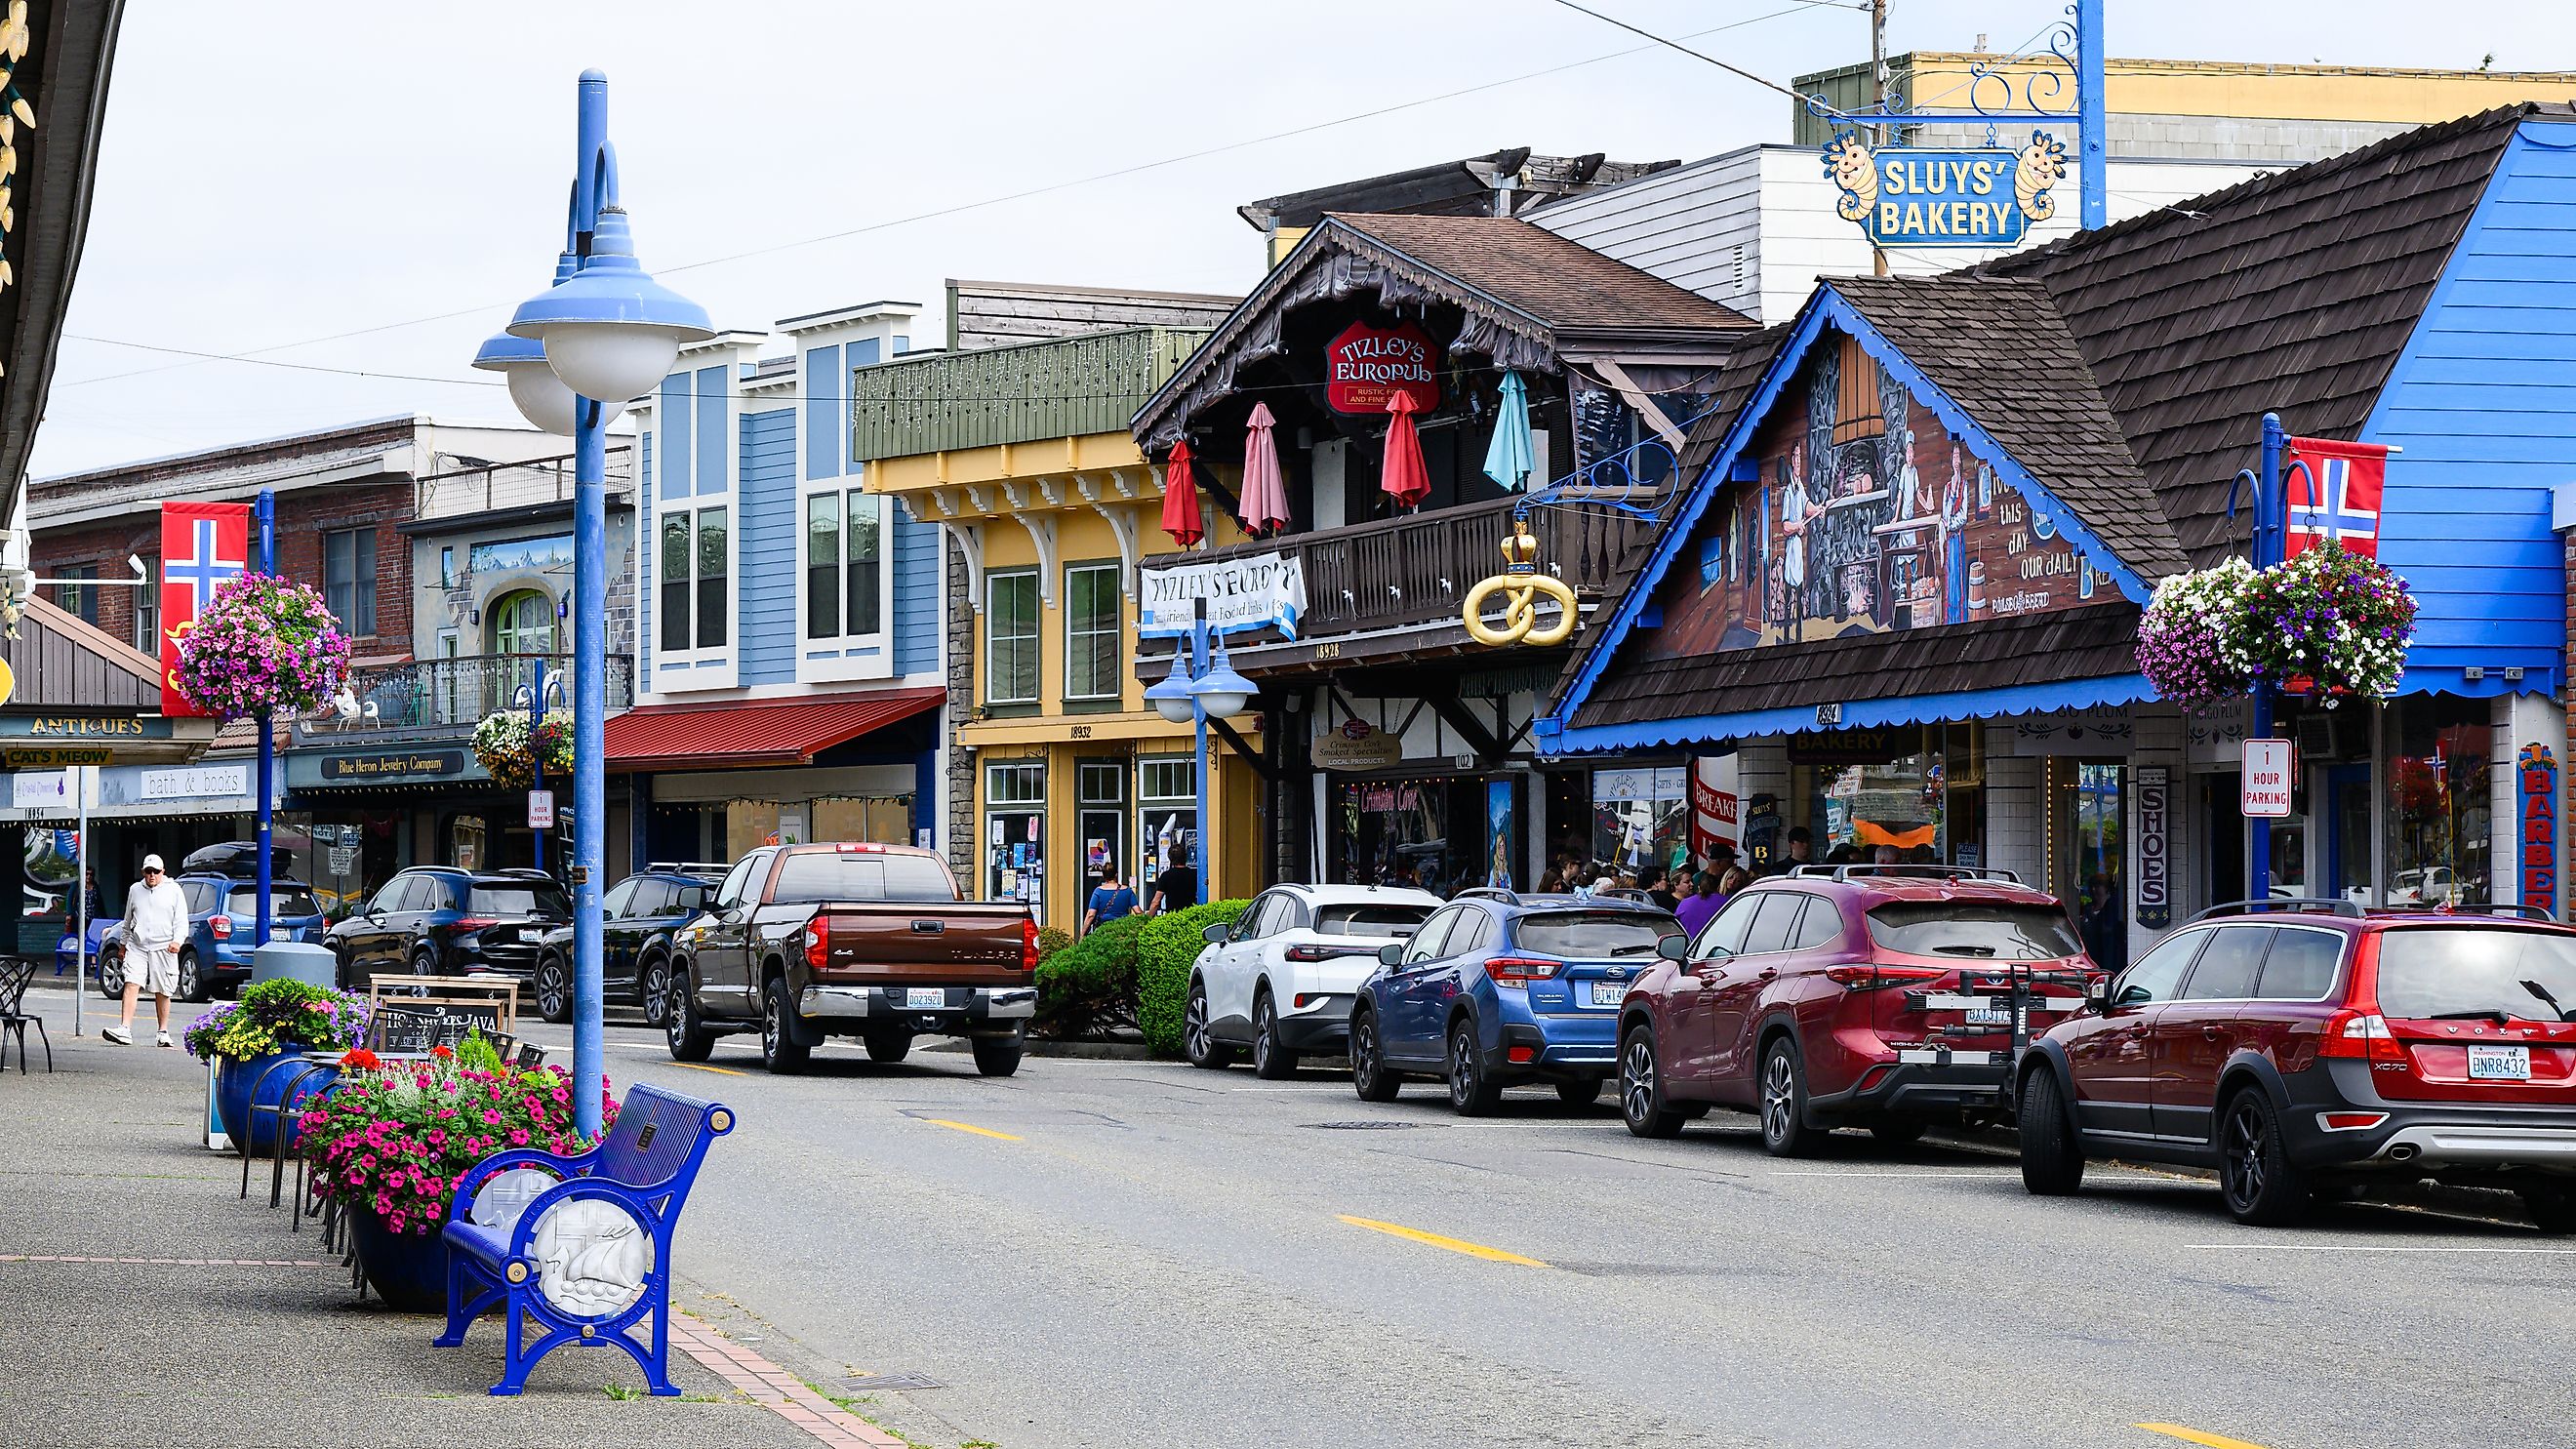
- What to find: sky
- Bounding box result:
[32,0,2576,476]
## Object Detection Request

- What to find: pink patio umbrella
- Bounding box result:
[1160,439,1204,546]
[1238,403,1291,535]
[1381,391,1431,510]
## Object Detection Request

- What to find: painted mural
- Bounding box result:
[1646,334,2108,658]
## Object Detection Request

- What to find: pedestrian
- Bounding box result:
[1082,862,1137,935]
[1639,865,1679,914]
[108,854,187,1047]
[1672,871,1724,939]
[1770,826,1813,876]
[1147,845,1197,915]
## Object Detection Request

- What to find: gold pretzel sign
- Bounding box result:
[1463,520,1578,647]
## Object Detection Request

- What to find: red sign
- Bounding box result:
[159,502,253,717]
[2521,744,2558,907]
[1325,320,1440,415]
[1688,758,1738,861]
[2283,436,2389,560]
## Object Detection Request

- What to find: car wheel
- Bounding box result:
[1183,980,1237,1070]
[98,945,125,998]
[1350,1007,1400,1103]
[972,1028,1026,1077]
[2521,1187,2576,1236]
[758,976,810,1075]
[1620,1026,1687,1139]
[409,946,438,980]
[864,1027,912,1065]
[1446,1020,1503,1117]
[1869,1119,1927,1147]
[178,949,208,1004]
[1758,1036,1822,1158]
[639,957,672,1028]
[2219,1088,2310,1226]
[2017,1068,2086,1196]
[1251,988,1299,1080]
[1555,1078,1604,1109]
[534,954,573,1025]
[664,966,714,1063]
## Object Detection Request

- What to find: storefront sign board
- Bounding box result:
[1312,719,1402,772]
[367,975,520,1038]
[2519,744,2558,908]
[11,770,68,809]
[2242,740,2294,818]
[3,747,111,768]
[139,763,248,801]
[1824,133,2066,250]
[1140,552,1307,639]
[316,748,468,783]
[2135,767,2170,930]
[1323,320,1440,415]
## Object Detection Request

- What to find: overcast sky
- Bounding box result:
[33,0,2576,475]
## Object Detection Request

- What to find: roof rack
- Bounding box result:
[2188,898,2364,922]
[645,862,734,876]
[1790,865,2025,886]
[493,867,555,880]
[2378,901,2558,922]
[1453,887,1523,906]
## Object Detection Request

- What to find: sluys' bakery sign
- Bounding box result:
[1325,320,1440,414]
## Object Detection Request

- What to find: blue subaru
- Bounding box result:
[1350,890,1683,1115]
[80,873,326,1001]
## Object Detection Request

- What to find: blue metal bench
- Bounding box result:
[432,1082,734,1395]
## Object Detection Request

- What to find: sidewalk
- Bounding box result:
[0,995,898,1449]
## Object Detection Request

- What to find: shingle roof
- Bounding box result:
[1974,102,2560,565]
[1324,213,1755,336]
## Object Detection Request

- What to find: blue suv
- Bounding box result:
[88,873,326,1001]
[529,864,724,1026]
[1351,890,1684,1115]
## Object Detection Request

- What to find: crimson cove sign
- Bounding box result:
[1825,130,2069,250]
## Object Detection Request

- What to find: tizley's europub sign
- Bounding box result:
[1826,129,2069,250]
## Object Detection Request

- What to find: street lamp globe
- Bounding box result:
[473,329,627,437]
[1146,668,1196,725]
[1188,655,1256,721]
[506,205,713,405]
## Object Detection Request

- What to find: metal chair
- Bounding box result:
[241,1055,339,1212]
[0,955,50,1073]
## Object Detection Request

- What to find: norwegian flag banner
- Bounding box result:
[2283,436,2390,561]
[159,502,252,717]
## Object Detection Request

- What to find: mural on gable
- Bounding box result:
[1645,331,2110,659]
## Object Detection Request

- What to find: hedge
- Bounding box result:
[1032,914,1146,1039]
[1135,899,1251,1057]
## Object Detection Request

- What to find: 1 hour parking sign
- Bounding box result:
[2241,739,2294,818]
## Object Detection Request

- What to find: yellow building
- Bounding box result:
[856,323,1264,931]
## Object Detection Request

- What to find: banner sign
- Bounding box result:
[1324,320,1441,415]
[1825,131,2066,250]
[1688,757,1738,862]
[2135,767,2171,930]
[158,502,253,719]
[2283,436,2389,560]
[1140,551,1307,639]
[2520,744,2558,909]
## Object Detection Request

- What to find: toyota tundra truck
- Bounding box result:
[663,841,1039,1075]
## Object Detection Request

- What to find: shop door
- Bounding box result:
[2325,763,2373,906]
[1077,761,1128,896]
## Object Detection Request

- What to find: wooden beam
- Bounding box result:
[1208,714,1277,780]
[1421,689,1509,765]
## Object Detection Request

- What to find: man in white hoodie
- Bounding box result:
[107,854,188,1047]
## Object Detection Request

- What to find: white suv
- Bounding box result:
[1184,883,1440,1077]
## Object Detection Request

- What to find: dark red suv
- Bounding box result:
[2017,900,2576,1229]
[1618,866,2092,1154]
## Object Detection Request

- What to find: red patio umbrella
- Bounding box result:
[1238,403,1291,535]
[1381,392,1430,509]
[1160,439,1204,546]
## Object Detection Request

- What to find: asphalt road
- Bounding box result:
[499,1015,2570,1449]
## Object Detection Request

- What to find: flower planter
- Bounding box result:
[349,1205,453,1313]
[214,1048,310,1153]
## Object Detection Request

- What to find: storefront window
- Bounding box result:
[985,762,1045,907]
[1138,758,1196,880]
[1791,724,1988,870]
[2049,758,2127,973]
[1077,760,1127,886]
[1590,767,1689,878]
[2389,695,2492,906]
[1337,777,1475,894]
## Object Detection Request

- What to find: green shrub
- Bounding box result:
[1033,913,1148,1039]
[1135,899,1251,1057]
[1034,926,1073,963]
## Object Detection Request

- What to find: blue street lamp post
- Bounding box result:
[2246,412,2289,903]
[1145,598,1255,906]
[475,70,710,1137]
[255,489,275,946]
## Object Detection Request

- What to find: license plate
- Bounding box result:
[2468,1043,2531,1081]
[1588,981,1628,1007]
[905,987,947,1010]
[1964,1007,2012,1026]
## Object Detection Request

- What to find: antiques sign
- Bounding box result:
[1140,550,1307,639]
[1324,320,1441,415]
[1825,131,2067,250]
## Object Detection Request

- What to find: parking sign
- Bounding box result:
[527,788,555,830]
[2241,740,2294,819]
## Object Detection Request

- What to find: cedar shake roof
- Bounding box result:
[1323,213,1755,337]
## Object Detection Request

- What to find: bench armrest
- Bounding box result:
[442,1145,603,1230]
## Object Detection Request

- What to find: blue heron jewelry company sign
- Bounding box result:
[1824,130,2069,250]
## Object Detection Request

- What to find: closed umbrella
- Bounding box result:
[1381,391,1430,510]
[1482,369,1535,492]
[1160,439,1204,546]
[1239,403,1290,535]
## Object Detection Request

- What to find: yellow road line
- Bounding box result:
[2138,1424,2272,1449]
[1337,1215,1549,1268]
[667,1062,748,1077]
[921,1118,1022,1141]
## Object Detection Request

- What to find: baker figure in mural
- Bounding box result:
[1777,439,1812,640]
[1939,441,1973,624]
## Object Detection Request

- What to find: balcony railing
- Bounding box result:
[314,654,635,733]
[413,448,635,521]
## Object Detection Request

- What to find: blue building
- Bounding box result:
[1543,104,2576,954]
[614,302,950,865]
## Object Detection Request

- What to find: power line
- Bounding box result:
[1541,0,1851,111]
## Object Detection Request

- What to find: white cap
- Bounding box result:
[141,854,165,871]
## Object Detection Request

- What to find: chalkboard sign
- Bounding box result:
[367,975,520,1036]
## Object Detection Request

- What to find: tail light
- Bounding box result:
[1484,956,1563,985]
[450,916,500,932]
[1824,963,1945,988]
[804,921,829,974]
[1021,918,1040,972]
[209,914,232,941]
[1293,992,1326,1008]
[1507,1045,1537,1065]
[2318,1111,2391,1132]
[1284,943,1368,962]
[2321,1008,2405,1063]
[834,842,886,854]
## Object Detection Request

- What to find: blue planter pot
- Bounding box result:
[349,1205,452,1313]
[214,1048,311,1153]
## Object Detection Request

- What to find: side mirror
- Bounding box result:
[2084,979,2113,1011]
[1201,922,1231,946]
[1378,942,1405,967]
[1655,934,1689,962]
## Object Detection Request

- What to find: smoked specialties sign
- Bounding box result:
[1825,130,2068,250]
[1140,551,1308,639]
[1324,320,1441,414]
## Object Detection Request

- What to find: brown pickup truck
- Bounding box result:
[662,841,1038,1075]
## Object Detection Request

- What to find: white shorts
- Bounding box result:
[127,944,181,997]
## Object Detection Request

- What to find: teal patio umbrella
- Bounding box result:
[1482,369,1535,491]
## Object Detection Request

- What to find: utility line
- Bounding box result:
[1541,0,1850,111]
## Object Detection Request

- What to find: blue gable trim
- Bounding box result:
[892,493,939,676]
[1547,673,2157,758]
[1548,282,2160,741]
[2360,117,2576,701]
[738,409,797,686]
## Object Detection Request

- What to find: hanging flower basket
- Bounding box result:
[2134,556,2258,711]
[173,574,351,719]
[2135,543,2416,710]
[472,708,573,790]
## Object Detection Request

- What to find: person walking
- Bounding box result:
[1147,845,1198,915]
[1082,863,1138,936]
[1672,871,1725,941]
[108,854,187,1047]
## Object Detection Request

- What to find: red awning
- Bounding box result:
[604,687,944,771]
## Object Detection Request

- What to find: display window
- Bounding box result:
[985,762,1046,906]
[2387,695,2492,906]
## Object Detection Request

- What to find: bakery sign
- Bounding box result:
[1324,320,1441,414]
[1823,129,2068,249]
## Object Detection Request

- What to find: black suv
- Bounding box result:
[529,864,724,1026]
[327,866,569,989]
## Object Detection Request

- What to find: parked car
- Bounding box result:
[529,864,725,1026]
[1349,889,1683,1114]
[664,841,1037,1076]
[2018,899,2576,1229]
[1617,866,2091,1153]
[85,873,328,1001]
[1184,883,1439,1076]
[326,866,570,990]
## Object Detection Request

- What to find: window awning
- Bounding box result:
[604,688,944,772]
